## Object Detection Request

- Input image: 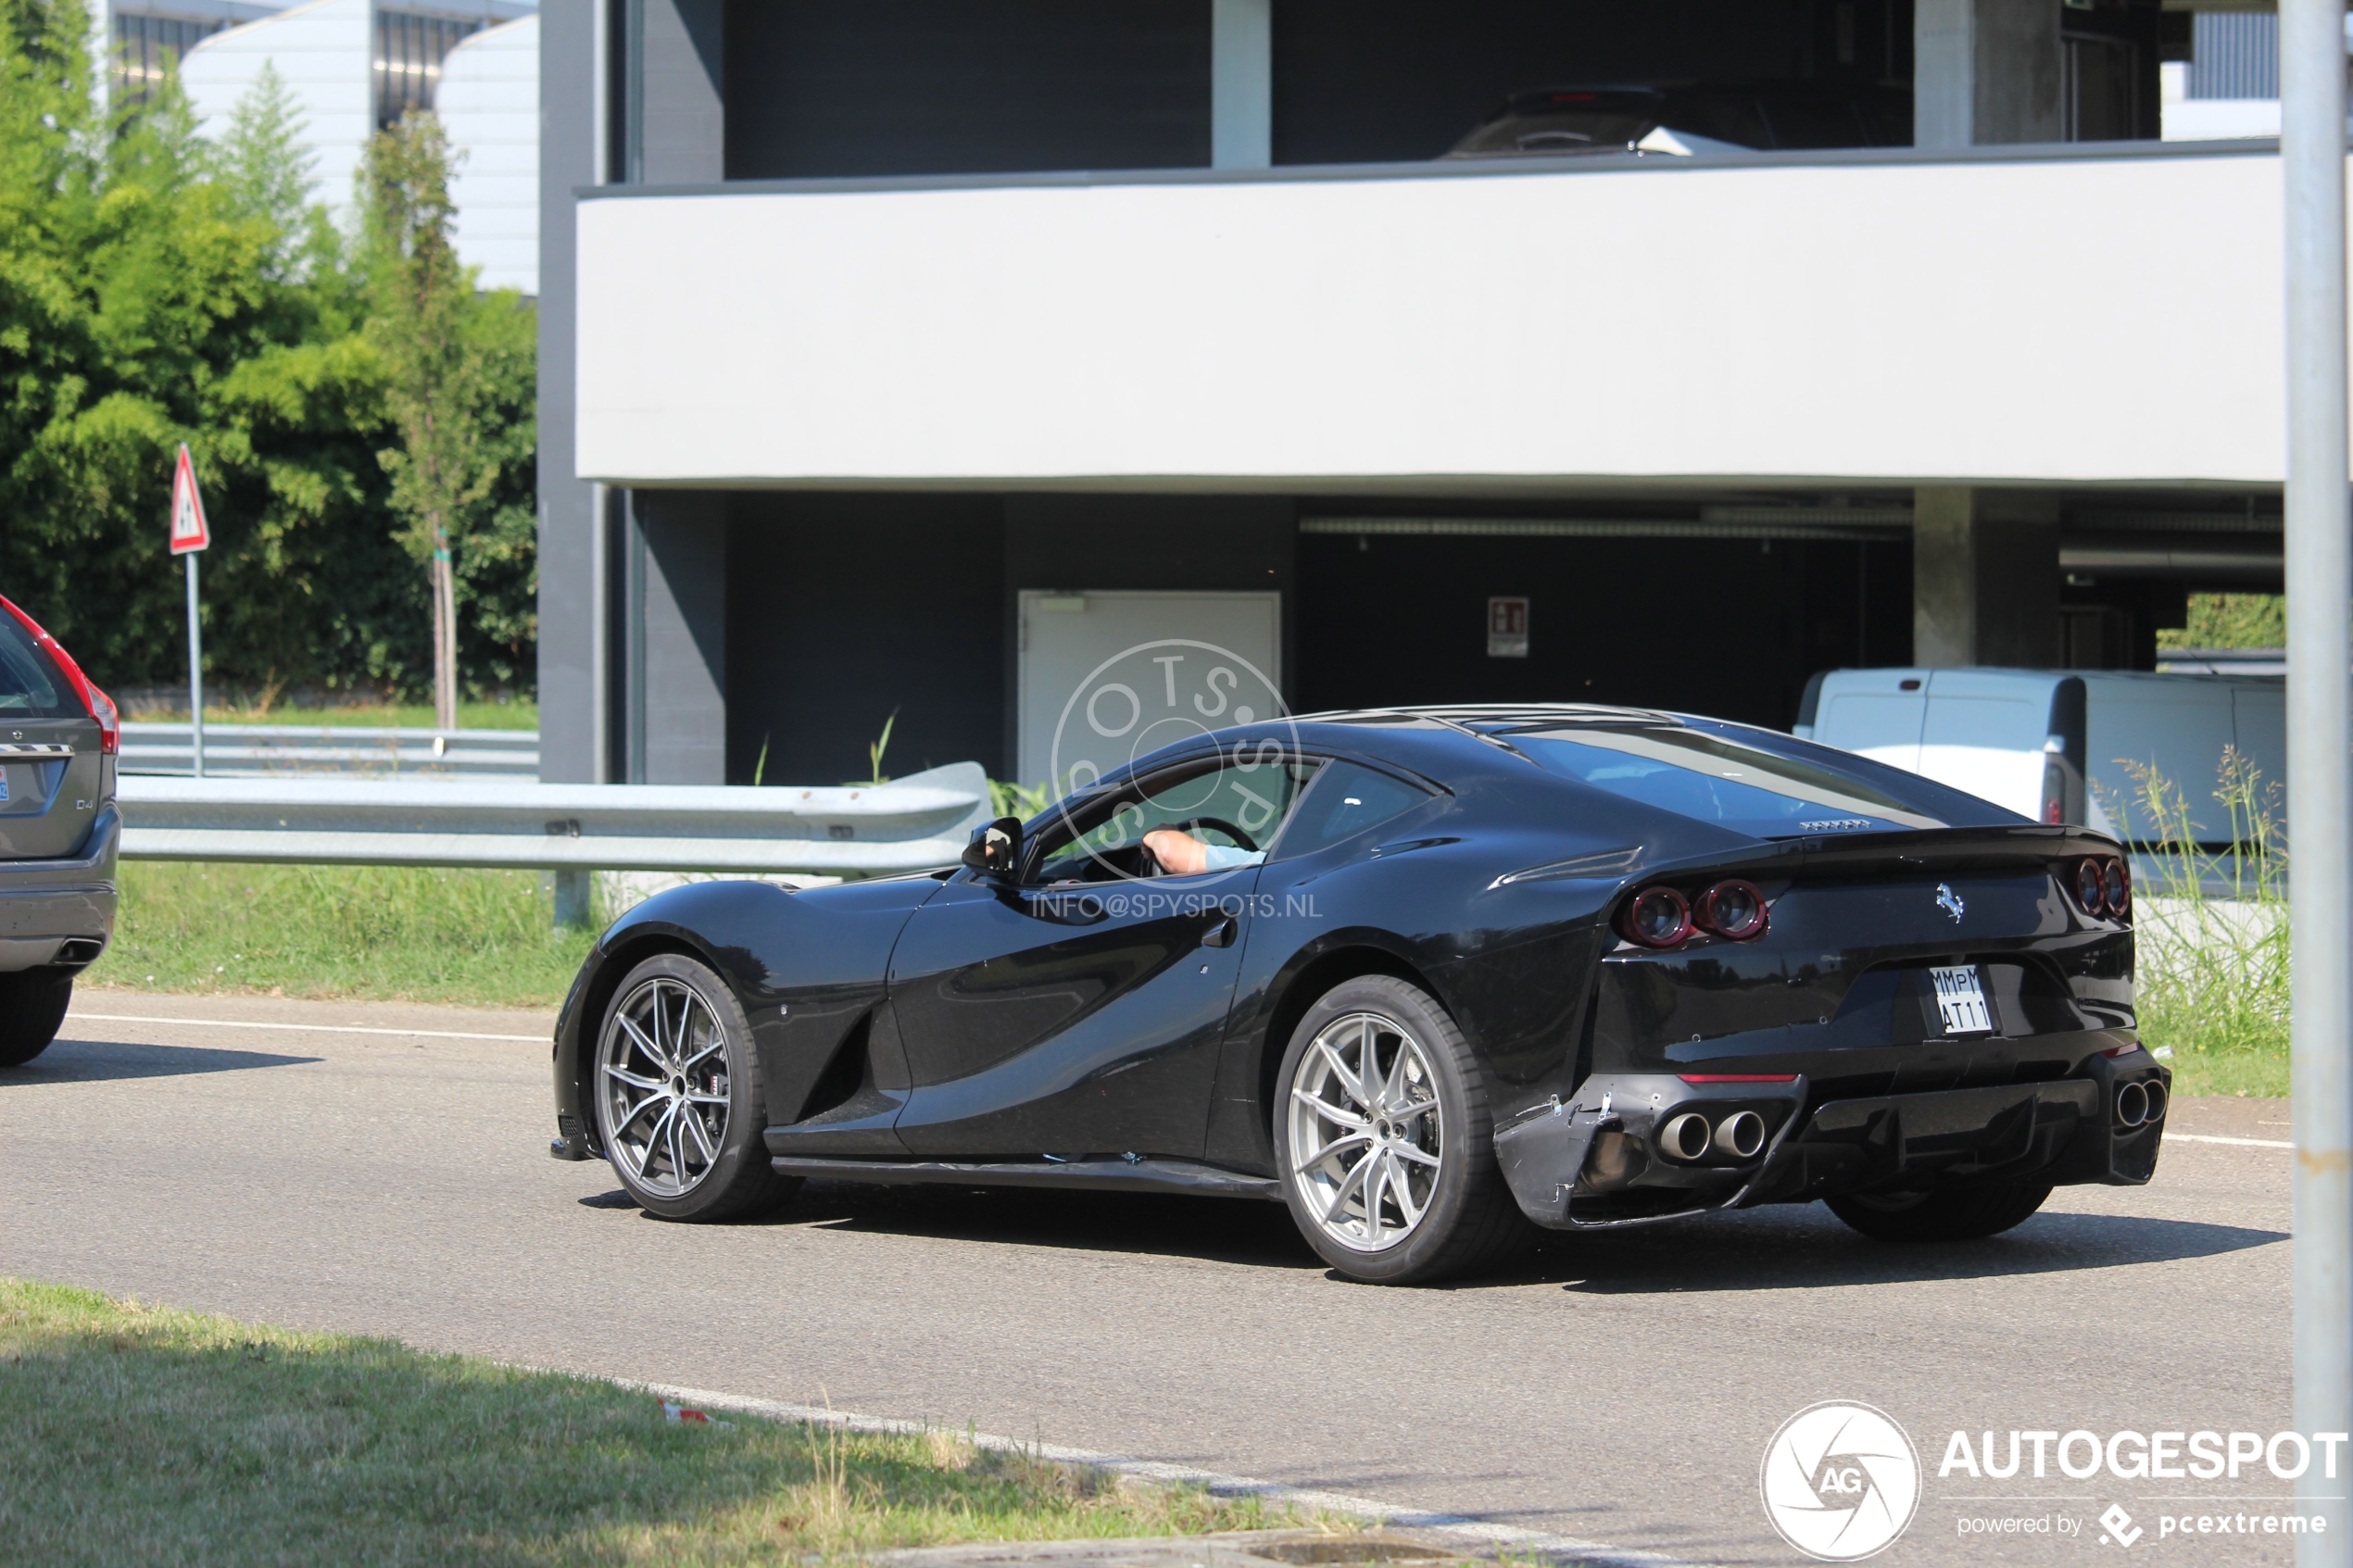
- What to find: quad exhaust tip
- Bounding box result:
[2116,1080,2150,1128]
[1714,1110,1768,1160]
[1659,1112,1713,1162]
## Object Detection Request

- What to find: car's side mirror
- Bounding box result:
[963,816,1022,877]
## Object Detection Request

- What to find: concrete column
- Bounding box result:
[1915,0,2062,148]
[536,1,599,786]
[629,493,729,784]
[634,0,724,182]
[1212,0,1272,169]
[1913,487,2062,667]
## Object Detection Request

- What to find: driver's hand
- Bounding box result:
[1142,829,1209,877]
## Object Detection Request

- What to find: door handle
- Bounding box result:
[1201,917,1238,948]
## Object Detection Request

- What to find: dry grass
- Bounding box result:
[2118,752,2289,1098]
[0,1278,1298,1566]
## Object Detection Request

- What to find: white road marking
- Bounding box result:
[616,1378,1709,1568]
[67,1011,546,1044]
[2167,1133,2295,1149]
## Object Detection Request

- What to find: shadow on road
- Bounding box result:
[595,1173,2286,1291]
[760,1180,1326,1269]
[1523,1201,2283,1294]
[0,1035,322,1084]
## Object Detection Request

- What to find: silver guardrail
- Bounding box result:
[119,722,539,779]
[115,762,991,875]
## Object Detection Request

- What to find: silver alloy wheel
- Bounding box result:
[1286,1010,1445,1252]
[597,975,731,1198]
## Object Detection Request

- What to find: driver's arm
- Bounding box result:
[1142,829,1210,876]
[1142,830,1265,875]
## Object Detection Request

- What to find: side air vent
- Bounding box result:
[797,1016,872,1123]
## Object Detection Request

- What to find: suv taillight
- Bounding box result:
[0,596,119,755]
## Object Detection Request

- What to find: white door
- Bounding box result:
[1016,591,1282,789]
[1812,669,1931,771]
[1917,671,2063,820]
[2082,673,2246,845]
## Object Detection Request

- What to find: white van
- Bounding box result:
[1795,668,2284,847]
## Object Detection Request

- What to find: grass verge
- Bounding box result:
[0,1279,1297,1567]
[87,861,593,1010]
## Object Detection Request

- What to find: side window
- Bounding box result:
[1273,761,1433,860]
[1030,754,1321,884]
[0,616,70,718]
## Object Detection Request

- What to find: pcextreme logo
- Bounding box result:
[1761,1401,1924,1562]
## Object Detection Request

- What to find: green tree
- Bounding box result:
[0,3,535,709]
[362,112,493,730]
[2157,593,2287,652]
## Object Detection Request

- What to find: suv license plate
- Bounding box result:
[1931,965,1992,1035]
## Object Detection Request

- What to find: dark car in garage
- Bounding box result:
[0,597,119,1067]
[1445,81,1913,159]
[550,704,2161,1285]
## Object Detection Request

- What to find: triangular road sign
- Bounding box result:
[169,444,209,555]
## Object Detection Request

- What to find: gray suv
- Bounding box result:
[0,597,118,1066]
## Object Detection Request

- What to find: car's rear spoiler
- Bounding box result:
[1637,822,2122,887]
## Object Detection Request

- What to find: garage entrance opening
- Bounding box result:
[1016,591,1280,787]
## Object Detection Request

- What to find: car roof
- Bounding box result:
[1290,702,1681,729]
[1051,700,2017,839]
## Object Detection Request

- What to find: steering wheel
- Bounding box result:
[1170,816,1259,853]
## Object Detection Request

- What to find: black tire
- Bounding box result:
[1273,974,1535,1285]
[591,953,799,1222]
[0,968,71,1069]
[1826,1176,2054,1242]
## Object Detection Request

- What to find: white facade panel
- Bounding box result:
[182,0,371,214]
[437,13,538,294]
[573,151,2300,491]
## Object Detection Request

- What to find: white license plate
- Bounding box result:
[1931,965,1992,1035]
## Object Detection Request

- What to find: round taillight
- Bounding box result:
[2074,859,2108,916]
[1696,879,1768,940]
[1624,885,1692,948]
[2103,858,2130,919]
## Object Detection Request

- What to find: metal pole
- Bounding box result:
[2284,0,2352,1554]
[184,550,205,780]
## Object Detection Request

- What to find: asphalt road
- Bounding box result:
[0,992,2297,1566]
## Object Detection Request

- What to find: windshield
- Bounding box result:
[1451,110,1658,156]
[1516,726,1945,837]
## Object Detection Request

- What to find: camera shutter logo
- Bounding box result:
[1759,1401,1921,1562]
[1048,638,1298,886]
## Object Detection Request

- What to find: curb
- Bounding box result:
[622,1378,1714,1568]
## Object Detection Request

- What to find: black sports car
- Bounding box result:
[548,705,2163,1285]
